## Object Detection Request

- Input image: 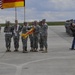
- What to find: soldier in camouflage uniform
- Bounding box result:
[21,22,29,53]
[39,21,44,51]
[33,21,40,52]
[29,22,34,52]
[12,20,22,52]
[40,19,48,53]
[4,21,12,52]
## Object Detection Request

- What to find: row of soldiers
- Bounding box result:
[4,19,48,53]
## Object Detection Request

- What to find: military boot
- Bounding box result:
[30,48,34,52]
[23,47,28,53]
[42,48,47,53]
[34,48,38,52]
[14,48,19,52]
[39,48,44,51]
[6,47,11,52]
[23,49,25,53]
[25,47,28,53]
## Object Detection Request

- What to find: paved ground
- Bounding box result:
[0,26,75,75]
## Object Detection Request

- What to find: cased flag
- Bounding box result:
[21,27,35,39]
[2,0,25,8]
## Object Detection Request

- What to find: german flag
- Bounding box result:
[2,0,25,8]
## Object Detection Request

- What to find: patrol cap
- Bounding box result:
[42,19,46,21]
[24,22,27,24]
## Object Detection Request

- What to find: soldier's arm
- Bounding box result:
[22,27,26,33]
[4,27,7,32]
[44,25,48,31]
[70,26,75,31]
[18,26,22,32]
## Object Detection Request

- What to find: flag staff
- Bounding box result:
[24,0,25,22]
[24,6,25,22]
[15,7,17,20]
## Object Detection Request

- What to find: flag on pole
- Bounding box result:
[21,27,35,39]
[2,0,25,9]
[0,0,2,9]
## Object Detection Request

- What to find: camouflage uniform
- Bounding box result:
[39,21,43,51]
[40,23,48,53]
[28,25,34,52]
[33,22,40,52]
[12,24,22,51]
[21,23,29,53]
[4,22,12,52]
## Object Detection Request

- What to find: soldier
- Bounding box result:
[4,21,12,52]
[12,20,22,52]
[29,22,34,52]
[39,21,44,51]
[33,21,40,52]
[40,19,48,53]
[21,22,29,53]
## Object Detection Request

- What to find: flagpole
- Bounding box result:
[24,6,25,22]
[24,0,25,22]
[15,7,17,20]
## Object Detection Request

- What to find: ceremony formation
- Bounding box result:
[0,0,48,53]
[4,19,48,53]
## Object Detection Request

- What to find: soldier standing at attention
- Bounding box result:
[39,21,44,51]
[33,21,40,52]
[29,22,34,52]
[4,21,12,52]
[41,19,48,53]
[12,20,22,52]
[21,22,29,53]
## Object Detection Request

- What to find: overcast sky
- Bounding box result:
[0,0,75,23]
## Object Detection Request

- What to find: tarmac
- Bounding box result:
[0,26,75,75]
